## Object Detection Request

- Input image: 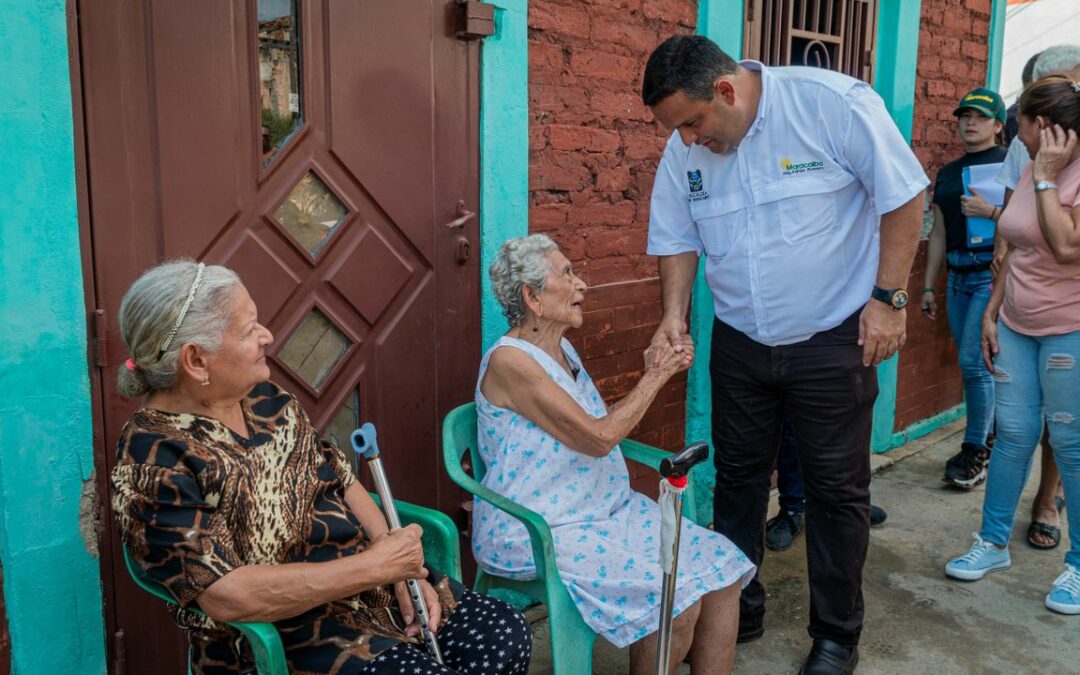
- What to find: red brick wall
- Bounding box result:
[528,0,698,468]
[896,0,993,430]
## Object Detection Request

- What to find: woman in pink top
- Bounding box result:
[945,75,1080,616]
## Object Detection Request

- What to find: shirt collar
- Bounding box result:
[738,59,771,137]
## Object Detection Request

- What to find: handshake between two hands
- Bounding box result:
[647,318,695,376]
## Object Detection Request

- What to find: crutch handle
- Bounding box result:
[660,441,709,480]
[350,423,380,460]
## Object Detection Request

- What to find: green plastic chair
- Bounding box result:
[441,402,701,675]
[122,493,462,675]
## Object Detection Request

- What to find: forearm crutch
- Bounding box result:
[351,422,444,665]
[655,441,709,675]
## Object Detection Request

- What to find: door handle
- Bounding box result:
[444,200,476,229]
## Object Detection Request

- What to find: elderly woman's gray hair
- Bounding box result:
[116,260,240,398]
[490,234,561,327]
[1034,45,1080,80]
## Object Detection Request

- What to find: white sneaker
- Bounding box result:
[945,533,1011,581]
[1046,564,1080,615]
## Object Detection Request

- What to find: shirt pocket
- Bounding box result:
[690,192,746,261]
[758,172,855,245]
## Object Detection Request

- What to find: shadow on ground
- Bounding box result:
[527,422,1079,674]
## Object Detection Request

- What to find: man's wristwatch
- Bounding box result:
[871,286,909,311]
[1034,180,1059,192]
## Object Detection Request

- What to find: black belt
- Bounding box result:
[948,262,991,274]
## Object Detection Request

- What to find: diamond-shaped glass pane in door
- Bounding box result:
[273,172,348,255]
[278,308,351,389]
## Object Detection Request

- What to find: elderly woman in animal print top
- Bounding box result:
[110,260,530,675]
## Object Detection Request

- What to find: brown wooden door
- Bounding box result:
[73,1,481,671]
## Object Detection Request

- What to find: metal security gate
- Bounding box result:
[744,0,879,83]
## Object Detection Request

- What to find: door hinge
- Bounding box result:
[455,0,495,40]
[91,308,108,367]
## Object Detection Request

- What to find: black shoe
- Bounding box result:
[798,639,859,675]
[943,442,991,489]
[869,504,887,527]
[766,509,804,551]
[736,615,764,644]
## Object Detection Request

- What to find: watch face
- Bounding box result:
[893,289,909,309]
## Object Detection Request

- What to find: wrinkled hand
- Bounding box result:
[394,578,441,636]
[651,315,693,369]
[644,336,694,376]
[1033,124,1078,183]
[960,187,996,219]
[859,301,907,367]
[920,290,937,320]
[981,312,1000,373]
[368,524,426,585]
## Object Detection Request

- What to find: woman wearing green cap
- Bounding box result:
[921,87,1008,490]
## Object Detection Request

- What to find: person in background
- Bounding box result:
[1003,53,1040,146]
[993,45,1080,549]
[921,88,1008,490]
[945,74,1080,617]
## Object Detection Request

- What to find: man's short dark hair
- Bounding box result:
[1022,51,1041,87]
[641,35,738,107]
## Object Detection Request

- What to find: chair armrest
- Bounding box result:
[620,438,701,525]
[443,463,561,583]
[229,621,288,674]
[369,493,463,582]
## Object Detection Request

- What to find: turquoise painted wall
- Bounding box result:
[480,0,529,350]
[688,0,745,524]
[0,1,107,673]
[987,0,1008,90]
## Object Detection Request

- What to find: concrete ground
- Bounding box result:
[526,421,1079,674]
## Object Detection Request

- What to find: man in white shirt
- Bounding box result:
[642,35,927,675]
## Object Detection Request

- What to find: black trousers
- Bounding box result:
[710,312,877,646]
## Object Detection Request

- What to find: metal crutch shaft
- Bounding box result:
[655,441,709,675]
[351,424,444,665]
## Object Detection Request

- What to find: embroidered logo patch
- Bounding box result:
[780,157,825,177]
[687,169,709,202]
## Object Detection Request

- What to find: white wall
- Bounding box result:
[1001,0,1080,103]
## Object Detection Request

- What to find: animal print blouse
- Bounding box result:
[111,381,460,674]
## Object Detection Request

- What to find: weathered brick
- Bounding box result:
[590,17,659,55]
[548,124,622,153]
[569,200,637,227]
[529,41,565,75]
[530,203,569,231]
[569,48,639,82]
[591,90,652,122]
[595,166,632,192]
[530,2,591,39]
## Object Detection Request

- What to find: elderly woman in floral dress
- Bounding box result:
[472,234,755,675]
[111,259,531,674]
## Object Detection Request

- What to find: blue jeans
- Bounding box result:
[980,322,1080,568]
[945,251,995,447]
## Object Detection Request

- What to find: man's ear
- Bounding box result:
[713,77,736,105]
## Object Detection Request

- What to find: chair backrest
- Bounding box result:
[442,402,486,483]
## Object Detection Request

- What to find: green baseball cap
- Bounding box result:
[953,87,1006,122]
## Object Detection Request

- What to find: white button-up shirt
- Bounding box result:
[647,61,929,346]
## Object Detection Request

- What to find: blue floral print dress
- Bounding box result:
[472,337,755,647]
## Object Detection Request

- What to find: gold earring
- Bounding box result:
[533,303,542,332]
[202,374,210,387]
